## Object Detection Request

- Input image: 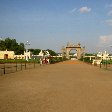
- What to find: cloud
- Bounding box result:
[108,10,112,16]
[105,19,112,26]
[69,8,77,15]
[79,6,91,13]
[100,35,112,44]
[70,6,91,15]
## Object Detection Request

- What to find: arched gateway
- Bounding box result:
[61,42,85,59]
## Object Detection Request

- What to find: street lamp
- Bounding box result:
[25,41,30,52]
[25,41,30,61]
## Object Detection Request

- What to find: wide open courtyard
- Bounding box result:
[0,60,112,112]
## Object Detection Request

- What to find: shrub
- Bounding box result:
[79,57,92,63]
[49,57,67,64]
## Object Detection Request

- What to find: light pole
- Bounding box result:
[25,41,30,61]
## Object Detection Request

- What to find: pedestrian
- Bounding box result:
[45,58,48,64]
[40,58,43,66]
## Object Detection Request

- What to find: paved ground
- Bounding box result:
[0,60,112,112]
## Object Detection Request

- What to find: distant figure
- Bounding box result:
[45,58,48,64]
[40,58,43,66]
[47,59,50,64]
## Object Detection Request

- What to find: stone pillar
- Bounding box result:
[77,48,81,59]
[90,57,92,60]
[66,49,70,59]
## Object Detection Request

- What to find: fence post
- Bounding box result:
[4,63,5,74]
[25,62,26,70]
[16,61,17,71]
[21,62,22,70]
[104,61,105,67]
[34,61,35,68]
[100,62,101,68]
[106,60,107,70]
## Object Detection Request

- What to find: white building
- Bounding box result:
[92,51,112,65]
[0,50,14,59]
[14,51,32,60]
[0,49,32,60]
[97,51,112,60]
[38,50,44,57]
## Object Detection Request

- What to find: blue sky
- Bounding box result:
[0,0,112,53]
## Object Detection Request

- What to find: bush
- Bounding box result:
[0,59,27,63]
[79,57,92,63]
[49,57,67,64]
[28,59,40,63]
[102,60,112,64]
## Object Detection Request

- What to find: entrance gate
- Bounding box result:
[61,42,85,59]
[4,54,8,59]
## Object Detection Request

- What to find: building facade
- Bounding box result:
[0,50,32,60]
[0,50,14,59]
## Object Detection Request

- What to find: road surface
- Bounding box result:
[0,60,112,112]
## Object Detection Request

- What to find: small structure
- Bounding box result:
[97,51,111,60]
[84,56,96,60]
[38,50,44,57]
[32,50,44,59]
[92,59,102,65]
[0,50,14,59]
[0,49,32,60]
[45,50,50,57]
[92,51,112,65]
[14,51,32,60]
[33,50,50,64]
[32,50,50,64]
[24,51,32,60]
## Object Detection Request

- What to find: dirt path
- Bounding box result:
[0,60,112,112]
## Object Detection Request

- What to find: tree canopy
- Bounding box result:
[0,37,25,55]
[46,49,57,56]
[0,37,58,56]
[29,49,57,56]
[28,49,41,55]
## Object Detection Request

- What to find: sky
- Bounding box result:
[0,0,112,53]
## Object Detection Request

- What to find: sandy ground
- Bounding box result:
[0,60,112,112]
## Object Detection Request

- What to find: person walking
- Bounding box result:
[40,58,43,66]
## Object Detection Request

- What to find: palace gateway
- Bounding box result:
[61,42,85,59]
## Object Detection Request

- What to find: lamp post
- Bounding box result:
[25,41,30,61]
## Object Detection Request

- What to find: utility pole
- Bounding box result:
[25,41,30,61]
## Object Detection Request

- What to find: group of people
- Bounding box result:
[40,57,49,65]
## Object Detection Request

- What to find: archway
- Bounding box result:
[69,49,77,60]
[61,42,85,59]
[4,54,8,59]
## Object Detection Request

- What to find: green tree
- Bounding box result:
[28,49,41,55]
[46,49,57,56]
[0,37,25,55]
[0,40,6,50]
[33,49,41,55]
[16,43,25,55]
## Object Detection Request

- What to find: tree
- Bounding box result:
[0,37,25,55]
[46,49,57,56]
[33,49,41,55]
[28,49,41,55]
[0,40,6,50]
[16,43,25,55]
